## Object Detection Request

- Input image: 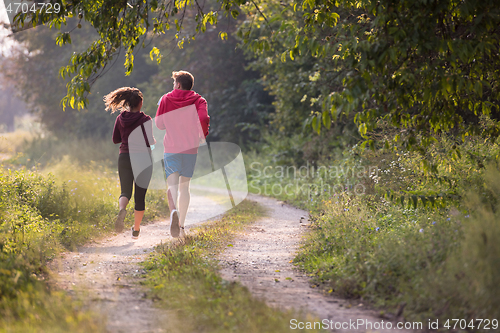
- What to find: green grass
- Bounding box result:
[4,133,118,170]
[0,147,169,331]
[143,200,325,333]
[0,287,105,333]
[244,134,500,329]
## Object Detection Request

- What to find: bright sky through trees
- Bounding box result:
[0,1,16,54]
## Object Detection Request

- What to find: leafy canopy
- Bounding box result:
[13,0,247,109]
[12,0,500,153]
[239,0,500,154]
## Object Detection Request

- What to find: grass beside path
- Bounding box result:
[143,200,325,333]
[0,156,168,332]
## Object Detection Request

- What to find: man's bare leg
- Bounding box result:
[166,172,180,211]
[178,176,191,228]
[167,172,181,237]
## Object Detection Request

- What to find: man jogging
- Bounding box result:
[155,71,210,238]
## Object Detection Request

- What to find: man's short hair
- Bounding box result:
[172,71,194,90]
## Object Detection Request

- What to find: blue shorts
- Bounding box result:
[163,153,197,178]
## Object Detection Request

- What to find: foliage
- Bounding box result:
[5,10,273,144]
[1,20,158,138]
[139,15,273,147]
[6,132,118,169]
[0,152,169,329]
[8,0,500,152]
[0,167,109,331]
[143,199,324,333]
[11,0,249,110]
[238,0,500,151]
[267,135,500,324]
[296,170,500,324]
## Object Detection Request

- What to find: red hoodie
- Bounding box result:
[113,111,156,154]
[155,89,210,154]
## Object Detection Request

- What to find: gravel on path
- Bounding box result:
[50,193,225,333]
[219,194,414,333]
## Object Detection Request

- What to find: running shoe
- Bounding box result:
[115,209,127,232]
[131,226,140,239]
[170,209,180,238]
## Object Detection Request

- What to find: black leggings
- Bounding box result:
[118,153,152,211]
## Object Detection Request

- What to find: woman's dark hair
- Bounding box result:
[104,87,143,113]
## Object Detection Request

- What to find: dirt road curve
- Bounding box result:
[219,194,413,333]
[51,193,413,333]
[50,193,225,333]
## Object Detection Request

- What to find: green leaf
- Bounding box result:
[322,110,331,129]
[219,31,228,41]
[358,123,367,136]
[311,116,320,134]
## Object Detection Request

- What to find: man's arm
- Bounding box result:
[196,97,210,137]
[155,96,167,130]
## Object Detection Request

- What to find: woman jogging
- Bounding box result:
[105,87,156,239]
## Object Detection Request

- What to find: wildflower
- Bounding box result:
[376,227,379,231]
[68,180,72,182]
[447,218,451,221]
[419,229,424,233]
[465,215,470,218]
[432,221,436,225]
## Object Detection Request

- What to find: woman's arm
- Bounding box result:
[112,117,121,144]
[147,119,156,145]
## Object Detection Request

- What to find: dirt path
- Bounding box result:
[219,194,414,333]
[51,193,226,333]
[51,192,414,332]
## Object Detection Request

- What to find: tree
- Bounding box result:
[0,73,28,132]
[11,0,249,109]
[10,0,500,154]
[139,19,273,147]
[241,0,500,155]
[1,20,158,138]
